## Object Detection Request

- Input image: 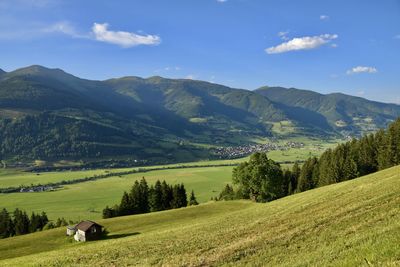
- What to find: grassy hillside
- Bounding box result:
[0,165,399,266]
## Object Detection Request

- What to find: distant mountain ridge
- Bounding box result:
[255,86,400,135]
[0,65,399,162]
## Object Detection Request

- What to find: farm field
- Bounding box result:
[0,139,339,221]
[0,166,234,221]
[0,164,399,266]
[0,138,336,189]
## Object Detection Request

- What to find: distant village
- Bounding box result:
[19,186,59,193]
[213,142,305,159]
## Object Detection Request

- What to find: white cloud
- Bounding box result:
[277,31,289,41]
[217,0,227,2]
[346,66,378,75]
[265,34,338,54]
[92,23,161,48]
[320,15,329,20]
[42,21,88,38]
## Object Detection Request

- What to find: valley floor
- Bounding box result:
[0,165,399,266]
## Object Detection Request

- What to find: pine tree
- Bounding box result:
[39,212,49,230]
[118,192,131,216]
[138,177,149,213]
[13,209,30,235]
[129,180,141,214]
[218,184,235,200]
[29,212,41,232]
[0,208,13,238]
[288,162,300,194]
[297,157,318,192]
[149,180,163,212]
[189,190,199,206]
[171,184,187,208]
[161,180,173,210]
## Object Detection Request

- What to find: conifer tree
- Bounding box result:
[118,192,131,216]
[138,177,149,213]
[149,180,163,212]
[296,157,318,192]
[0,208,13,238]
[218,184,235,200]
[288,162,300,194]
[13,209,30,235]
[189,190,199,206]
[29,212,41,233]
[161,180,173,210]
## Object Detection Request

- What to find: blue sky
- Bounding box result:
[0,0,399,103]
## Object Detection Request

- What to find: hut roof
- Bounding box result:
[75,220,102,232]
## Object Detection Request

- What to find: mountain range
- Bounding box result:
[0,65,399,163]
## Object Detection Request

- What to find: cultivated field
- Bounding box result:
[0,141,338,221]
[0,166,234,220]
[0,165,399,266]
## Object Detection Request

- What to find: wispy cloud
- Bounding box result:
[92,23,160,48]
[320,15,329,20]
[346,66,378,75]
[216,0,228,2]
[266,34,338,54]
[394,35,400,39]
[277,31,289,41]
[42,21,88,38]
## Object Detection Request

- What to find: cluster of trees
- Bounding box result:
[225,118,400,202]
[294,118,400,192]
[0,208,49,238]
[103,178,198,219]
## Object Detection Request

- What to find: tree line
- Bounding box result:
[0,208,49,238]
[220,118,400,202]
[103,178,198,219]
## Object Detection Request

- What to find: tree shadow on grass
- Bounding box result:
[104,232,140,240]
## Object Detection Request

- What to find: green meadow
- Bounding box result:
[0,165,398,266]
[0,166,234,221]
[0,142,337,221]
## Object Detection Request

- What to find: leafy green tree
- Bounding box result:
[233,152,284,202]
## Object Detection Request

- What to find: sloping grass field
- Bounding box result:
[0,165,399,266]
